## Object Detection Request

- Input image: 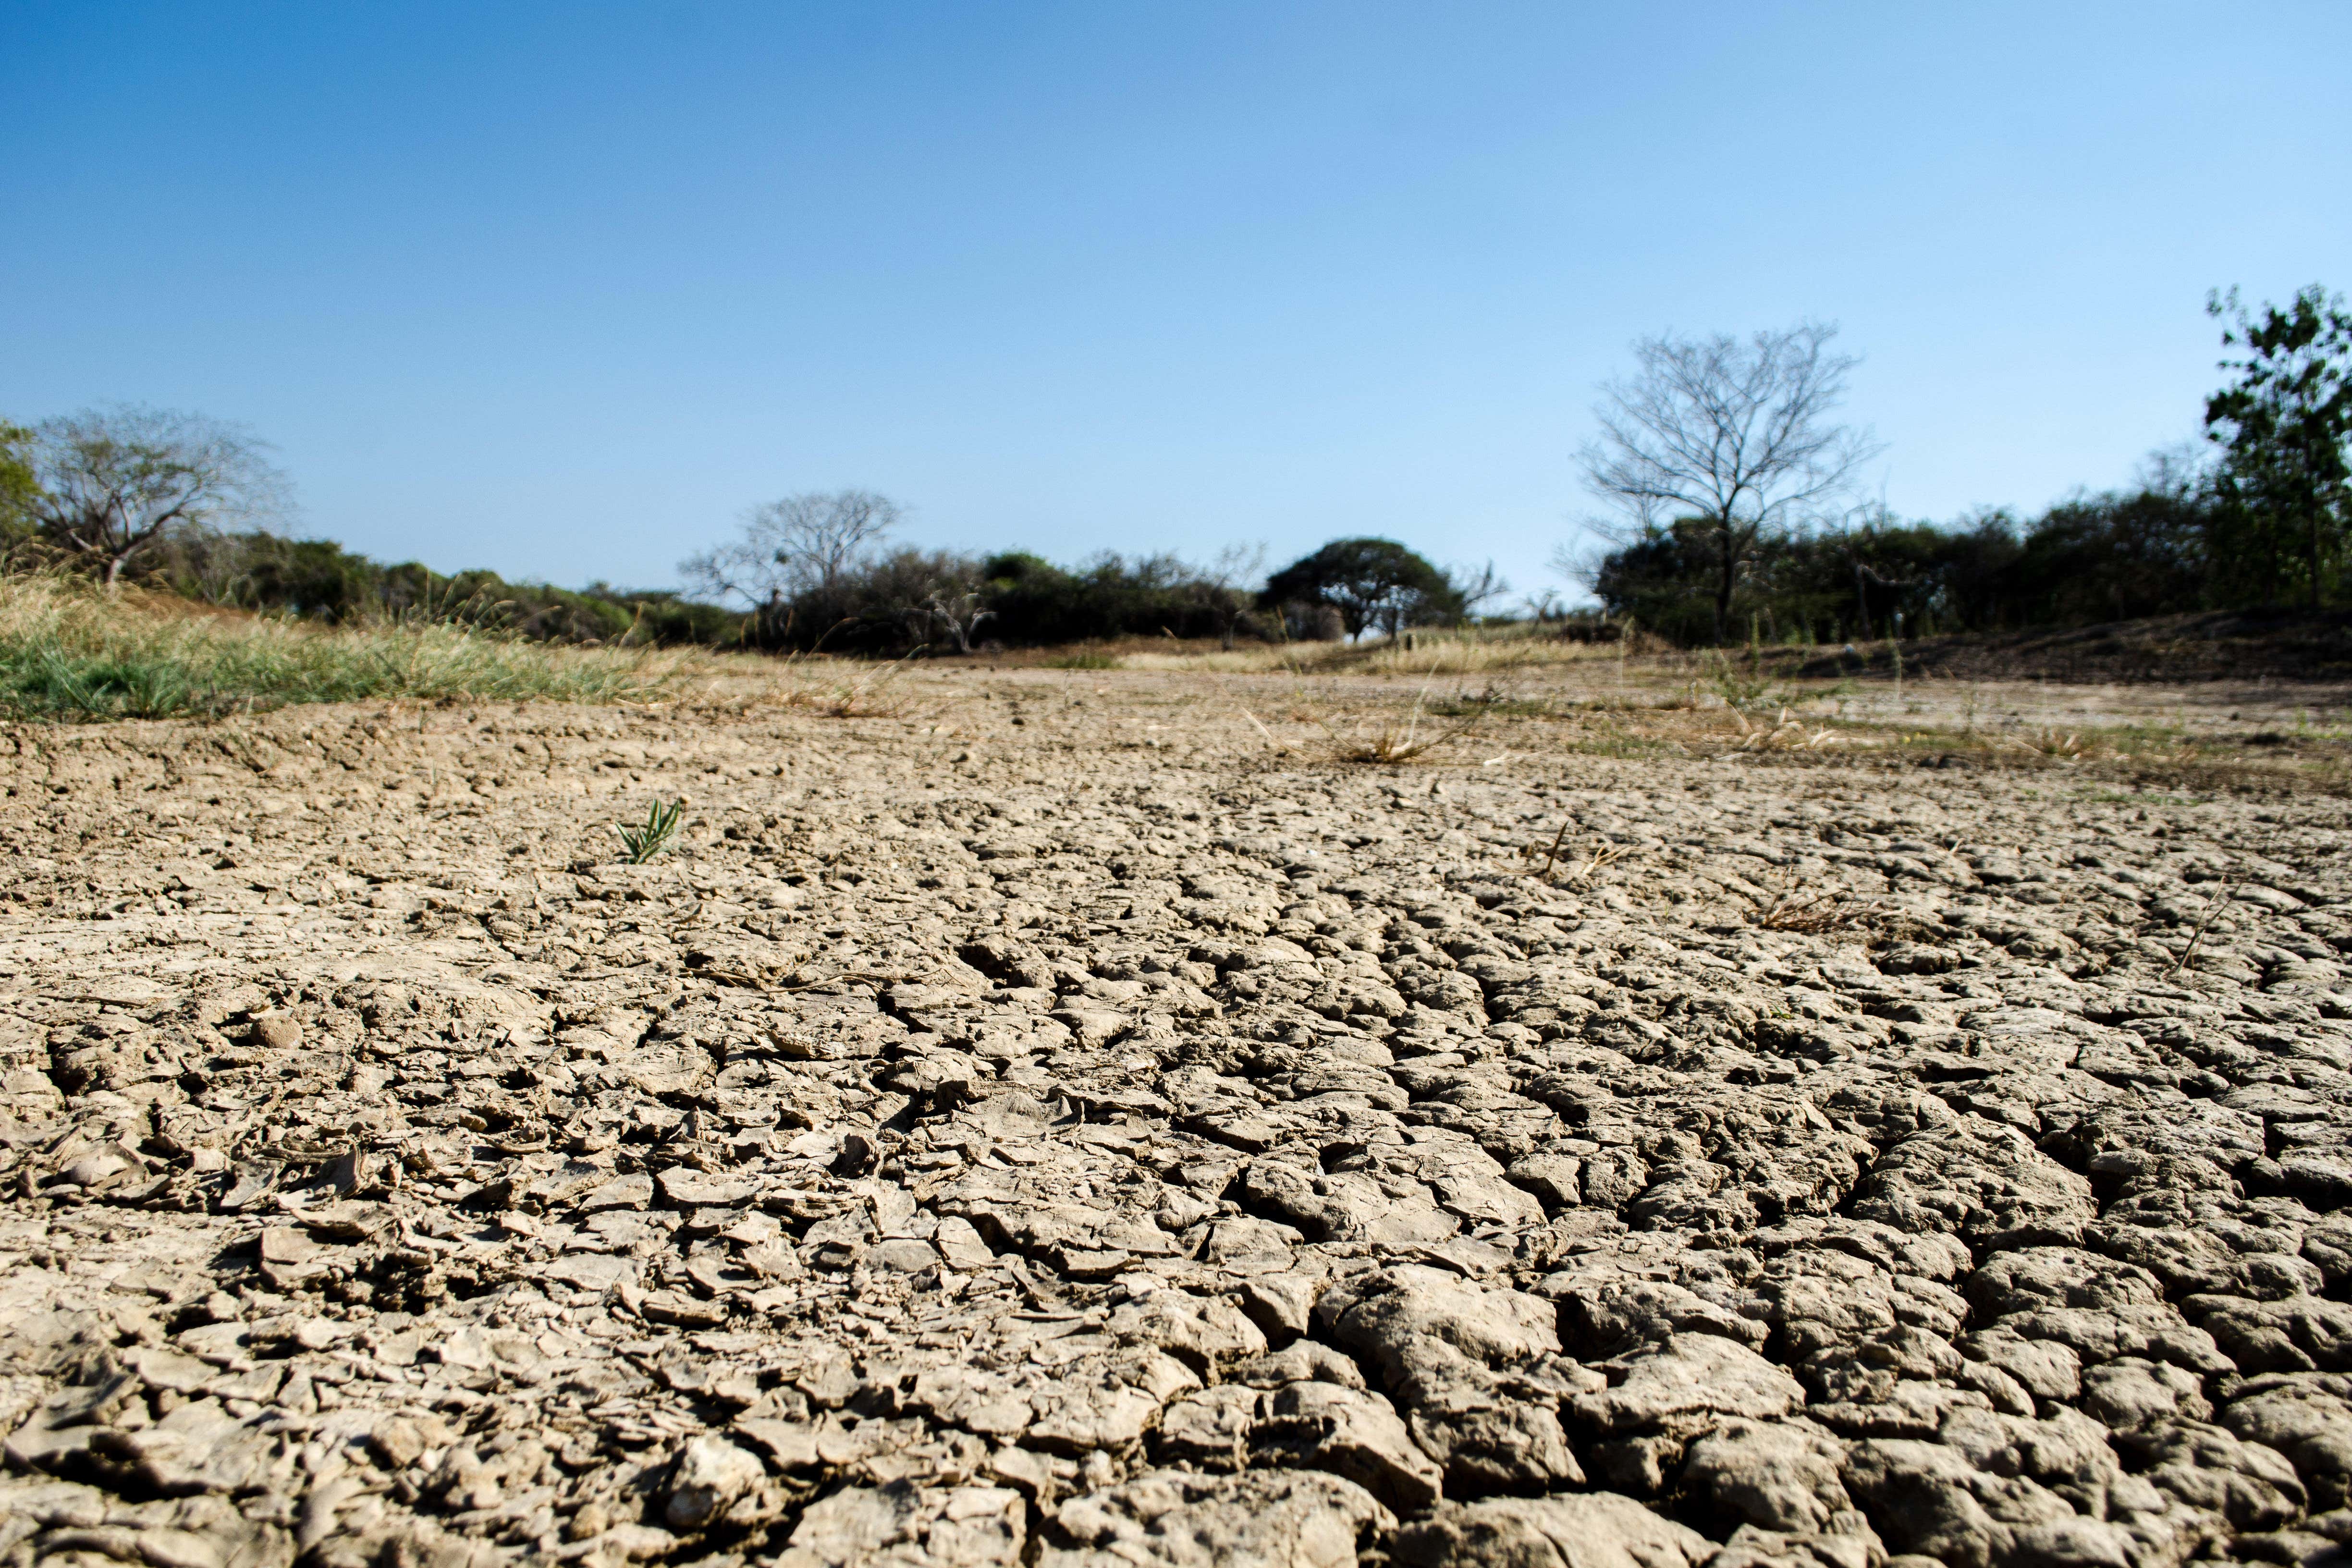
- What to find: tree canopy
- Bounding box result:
[2205,285,2352,608]
[1262,538,1461,640]
[1579,323,1879,641]
[0,424,37,540]
[27,406,288,585]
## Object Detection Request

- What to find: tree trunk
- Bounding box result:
[1714,518,1736,645]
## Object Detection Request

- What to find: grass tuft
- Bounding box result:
[780,644,925,718]
[1321,672,1499,764]
[617,798,688,864]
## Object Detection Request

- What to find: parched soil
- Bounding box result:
[3,670,2351,1568]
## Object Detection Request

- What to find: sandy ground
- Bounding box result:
[2,668,2350,1568]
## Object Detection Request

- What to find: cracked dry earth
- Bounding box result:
[4,674,2352,1568]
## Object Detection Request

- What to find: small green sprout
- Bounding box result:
[617,798,687,864]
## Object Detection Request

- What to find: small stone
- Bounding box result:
[665,1434,766,1531]
[258,1226,321,1266]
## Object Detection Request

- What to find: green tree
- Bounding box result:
[2204,285,2352,609]
[0,423,37,548]
[0,422,41,527]
[1263,538,1460,640]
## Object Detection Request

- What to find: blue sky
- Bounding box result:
[4,2,2346,602]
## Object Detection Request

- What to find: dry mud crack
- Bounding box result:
[3,675,2351,1568]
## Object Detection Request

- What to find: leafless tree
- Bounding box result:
[2136,440,2215,500]
[1547,538,1605,597]
[924,588,996,654]
[1578,322,1880,641]
[29,406,290,586]
[1448,559,1511,621]
[1190,543,1266,649]
[679,489,904,609]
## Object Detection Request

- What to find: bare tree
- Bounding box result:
[858,546,985,651]
[924,587,996,654]
[1547,538,1605,598]
[1579,323,1880,641]
[1448,560,1511,622]
[1190,543,1266,649]
[679,489,904,609]
[2136,440,2215,500]
[30,406,289,586]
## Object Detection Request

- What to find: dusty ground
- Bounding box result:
[3,666,2351,1568]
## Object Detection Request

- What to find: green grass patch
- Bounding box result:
[0,575,688,721]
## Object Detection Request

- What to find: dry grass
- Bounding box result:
[747,644,928,719]
[1723,706,1842,752]
[1739,870,1866,932]
[1120,621,1634,677]
[1324,697,1492,763]
[1282,663,1504,764]
[1518,824,1627,885]
[2004,727,2091,760]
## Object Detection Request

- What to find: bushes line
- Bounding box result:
[1591,482,2222,648]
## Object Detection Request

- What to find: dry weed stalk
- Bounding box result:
[1740,867,1863,932]
[1519,822,1626,885]
[1323,669,1496,764]
[2167,881,2234,978]
[2007,728,2090,760]
[1162,630,1289,752]
[1728,706,1838,752]
[785,644,926,719]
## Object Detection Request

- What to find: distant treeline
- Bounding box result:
[159,530,744,646]
[131,533,1294,651]
[0,414,1500,653]
[90,525,1481,654]
[1592,478,2224,647]
[714,544,1265,654]
[9,281,2342,656]
[125,531,1270,652]
[1591,284,2351,646]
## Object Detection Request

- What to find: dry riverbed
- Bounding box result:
[2,667,2350,1568]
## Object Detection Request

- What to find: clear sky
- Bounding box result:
[5,2,2347,603]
